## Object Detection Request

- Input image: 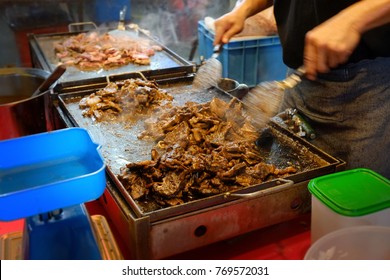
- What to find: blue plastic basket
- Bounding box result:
[198,20,288,87]
[94,0,131,24]
[0,128,106,221]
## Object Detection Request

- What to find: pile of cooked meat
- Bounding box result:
[54,31,162,70]
[118,97,297,211]
[79,78,173,121]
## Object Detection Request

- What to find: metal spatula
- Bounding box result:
[193,44,223,90]
[117,6,127,30]
[242,66,306,131]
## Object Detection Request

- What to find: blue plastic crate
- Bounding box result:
[198,20,287,87]
[94,0,131,24]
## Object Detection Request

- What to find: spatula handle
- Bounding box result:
[280,66,306,89]
[212,44,223,59]
[213,44,223,52]
[38,64,66,92]
[294,66,306,77]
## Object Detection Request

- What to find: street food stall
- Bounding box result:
[2,0,388,261]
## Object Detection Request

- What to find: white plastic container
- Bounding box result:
[304,225,390,260]
[308,168,390,243]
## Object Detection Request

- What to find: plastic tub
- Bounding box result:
[0,128,106,221]
[304,225,390,260]
[308,168,390,243]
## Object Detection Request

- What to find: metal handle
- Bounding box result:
[119,6,127,21]
[32,64,66,97]
[68,22,97,32]
[211,44,223,59]
[117,6,127,30]
[279,66,306,89]
[106,71,147,85]
[226,178,294,199]
[294,66,306,77]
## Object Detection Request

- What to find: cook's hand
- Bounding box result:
[213,12,246,45]
[304,15,361,80]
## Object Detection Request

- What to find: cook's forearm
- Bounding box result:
[233,0,274,18]
[304,0,390,79]
[338,0,390,34]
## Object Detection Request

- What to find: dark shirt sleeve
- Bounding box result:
[273,0,390,69]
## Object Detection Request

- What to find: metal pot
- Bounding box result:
[0,68,53,140]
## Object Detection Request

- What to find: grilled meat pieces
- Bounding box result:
[79,78,173,121]
[54,31,162,71]
[118,97,297,211]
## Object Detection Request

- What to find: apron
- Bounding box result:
[280,57,390,178]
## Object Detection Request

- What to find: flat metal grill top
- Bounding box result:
[30,29,194,85]
[57,74,341,222]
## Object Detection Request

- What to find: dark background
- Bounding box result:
[0,0,234,67]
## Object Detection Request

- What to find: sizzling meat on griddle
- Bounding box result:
[79,78,173,121]
[118,97,297,211]
[54,31,162,70]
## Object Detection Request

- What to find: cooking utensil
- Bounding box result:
[117,6,127,31]
[32,64,66,97]
[242,66,306,130]
[193,44,223,90]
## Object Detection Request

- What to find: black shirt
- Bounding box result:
[273,0,390,68]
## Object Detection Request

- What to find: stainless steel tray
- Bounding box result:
[28,29,195,87]
[56,73,343,223]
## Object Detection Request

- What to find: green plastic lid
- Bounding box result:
[308,168,390,217]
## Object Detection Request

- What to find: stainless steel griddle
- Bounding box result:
[53,70,345,259]
[23,18,346,258]
[28,28,195,88]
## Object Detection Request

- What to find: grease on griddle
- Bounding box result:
[118,97,300,212]
[62,77,328,214]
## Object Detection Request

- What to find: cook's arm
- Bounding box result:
[304,0,390,80]
[213,0,274,45]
